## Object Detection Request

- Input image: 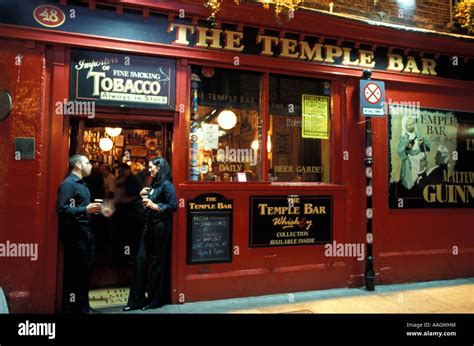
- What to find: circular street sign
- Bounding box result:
[33,5,66,28]
[364,83,382,104]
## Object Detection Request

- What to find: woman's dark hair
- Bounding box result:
[150,157,172,185]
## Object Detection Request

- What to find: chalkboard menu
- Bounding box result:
[249,195,332,247]
[187,193,233,264]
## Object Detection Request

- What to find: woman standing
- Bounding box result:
[123,157,177,311]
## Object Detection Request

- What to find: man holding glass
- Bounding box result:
[57,154,103,314]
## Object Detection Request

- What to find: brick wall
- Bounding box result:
[302,0,456,32]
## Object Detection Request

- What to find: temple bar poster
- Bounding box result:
[389,105,474,209]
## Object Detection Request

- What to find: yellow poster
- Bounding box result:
[302,95,330,139]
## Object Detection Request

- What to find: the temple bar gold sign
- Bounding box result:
[169,23,439,77]
[302,95,330,139]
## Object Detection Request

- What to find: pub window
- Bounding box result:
[189,66,262,182]
[268,74,331,183]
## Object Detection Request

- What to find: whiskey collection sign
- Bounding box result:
[249,195,332,247]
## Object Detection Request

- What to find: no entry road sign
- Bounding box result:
[360,80,385,117]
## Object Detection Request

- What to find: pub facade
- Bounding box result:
[0,0,473,312]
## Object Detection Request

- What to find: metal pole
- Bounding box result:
[363,69,375,291]
[189,74,201,181]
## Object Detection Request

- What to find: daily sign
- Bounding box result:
[70,50,176,109]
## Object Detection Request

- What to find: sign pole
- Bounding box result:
[363,69,375,291]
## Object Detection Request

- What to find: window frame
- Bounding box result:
[187,62,339,184]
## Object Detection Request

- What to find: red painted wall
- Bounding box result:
[0,39,57,313]
[175,185,349,303]
[372,81,474,283]
[334,77,474,291]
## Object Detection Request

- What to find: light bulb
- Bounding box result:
[251,139,259,151]
[217,110,237,130]
[105,127,122,137]
[99,137,113,151]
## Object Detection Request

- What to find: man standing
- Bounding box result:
[57,154,102,314]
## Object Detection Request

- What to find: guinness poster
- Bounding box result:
[249,196,332,247]
[389,105,474,208]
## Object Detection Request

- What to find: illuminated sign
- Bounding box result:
[70,50,175,110]
[250,195,332,247]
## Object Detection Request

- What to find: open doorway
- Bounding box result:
[68,115,173,308]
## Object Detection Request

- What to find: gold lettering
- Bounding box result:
[257,35,279,56]
[169,23,195,45]
[342,47,359,66]
[279,38,299,58]
[423,185,436,202]
[437,185,448,202]
[424,184,474,203]
[358,50,376,68]
[387,54,404,72]
[421,58,437,76]
[324,44,343,63]
[219,163,243,172]
[274,166,294,173]
[303,204,326,214]
[403,56,421,74]
[196,26,223,49]
[224,30,244,52]
[298,41,323,62]
[296,166,323,174]
[455,185,466,203]
[189,203,216,210]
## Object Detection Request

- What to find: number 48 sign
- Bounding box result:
[360,80,386,117]
[33,5,66,28]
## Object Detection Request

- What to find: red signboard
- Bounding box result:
[33,5,65,28]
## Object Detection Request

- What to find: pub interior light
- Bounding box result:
[99,137,114,151]
[217,110,237,130]
[251,139,259,151]
[105,127,122,137]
